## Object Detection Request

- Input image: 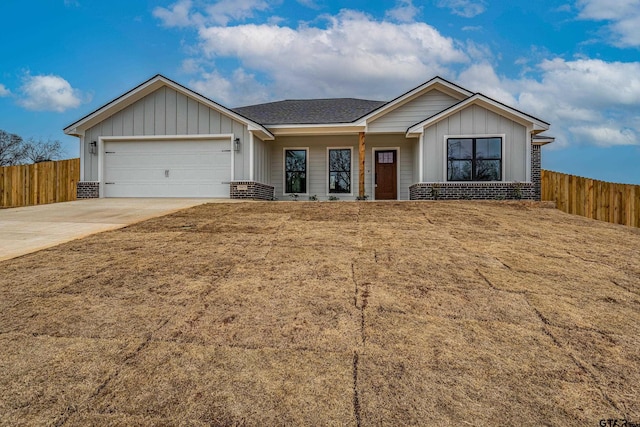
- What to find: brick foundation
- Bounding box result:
[409,182,536,200]
[230,181,274,200]
[77,181,99,199]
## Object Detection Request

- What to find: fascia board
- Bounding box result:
[64,75,273,140]
[406,94,550,136]
[63,76,164,135]
[356,77,473,126]
[267,124,366,136]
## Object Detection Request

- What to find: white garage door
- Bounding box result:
[103,139,231,197]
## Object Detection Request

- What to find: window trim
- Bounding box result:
[443,134,505,182]
[283,147,309,195]
[326,147,354,196]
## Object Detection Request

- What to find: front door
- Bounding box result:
[375,150,397,200]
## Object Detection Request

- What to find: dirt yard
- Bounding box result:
[0,201,639,426]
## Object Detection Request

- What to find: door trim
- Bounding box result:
[98,134,235,198]
[371,146,400,201]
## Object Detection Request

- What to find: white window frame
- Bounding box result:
[326,147,354,196]
[283,147,309,195]
[443,134,506,183]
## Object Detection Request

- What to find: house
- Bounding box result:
[64,74,553,201]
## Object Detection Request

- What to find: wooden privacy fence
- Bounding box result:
[0,158,80,208]
[542,169,640,228]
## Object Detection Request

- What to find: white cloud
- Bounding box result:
[457,63,517,105]
[194,10,468,102]
[0,84,10,97]
[154,0,273,27]
[385,0,421,23]
[533,58,640,108]
[18,74,84,112]
[569,126,637,147]
[154,4,638,150]
[189,68,269,106]
[576,0,640,47]
[296,0,320,9]
[577,0,638,20]
[437,0,486,18]
[456,58,640,148]
[205,0,271,25]
[153,0,196,28]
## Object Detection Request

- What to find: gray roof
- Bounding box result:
[233,98,387,125]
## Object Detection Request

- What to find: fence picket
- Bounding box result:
[542,169,639,228]
[0,158,80,208]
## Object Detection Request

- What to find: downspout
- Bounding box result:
[359,132,365,198]
[249,132,255,182]
[418,133,424,183]
[79,134,85,181]
[526,128,532,182]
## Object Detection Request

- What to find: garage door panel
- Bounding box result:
[105,166,224,182]
[105,152,228,167]
[103,139,231,198]
[106,182,228,198]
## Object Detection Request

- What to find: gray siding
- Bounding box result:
[83,87,251,181]
[253,136,271,184]
[270,134,416,201]
[367,90,459,133]
[422,105,528,182]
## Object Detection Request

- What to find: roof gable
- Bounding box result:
[356,76,472,126]
[64,75,274,140]
[406,93,550,136]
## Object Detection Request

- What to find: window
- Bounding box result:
[328,148,351,193]
[447,137,502,181]
[285,149,307,193]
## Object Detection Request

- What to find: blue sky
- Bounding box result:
[1,0,639,184]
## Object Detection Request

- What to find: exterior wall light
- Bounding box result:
[90,141,97,155]
[234,138,241,152]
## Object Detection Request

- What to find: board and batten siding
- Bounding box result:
[270,135,359,200]
[270,134,416,201]
[82,86,251,181]
[253,136,271,184]
[367,90,459,133]
[422,105,528,182]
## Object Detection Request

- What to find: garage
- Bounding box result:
[102,139,232,198]
[65,75,275,199]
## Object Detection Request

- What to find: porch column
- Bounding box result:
[359,132,365,198]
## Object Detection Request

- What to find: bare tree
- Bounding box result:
[0,130,26,166]
[23,138,63,163]
[0,130,64,166]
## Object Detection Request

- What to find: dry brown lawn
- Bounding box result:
[1,201,639,426]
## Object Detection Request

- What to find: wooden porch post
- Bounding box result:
[359,132,365,199]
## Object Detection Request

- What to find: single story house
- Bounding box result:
[64,74,553,201]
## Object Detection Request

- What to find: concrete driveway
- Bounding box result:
[0,198,226,262]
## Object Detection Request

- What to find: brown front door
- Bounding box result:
[375,150,397,200]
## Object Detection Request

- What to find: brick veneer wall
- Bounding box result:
[77,181,99,199]
[409,144,542,201]
[531,144,541,200]
[409,182,536,200]
[230,181,274,200]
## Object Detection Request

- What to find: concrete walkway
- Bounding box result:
[0,198,228,262]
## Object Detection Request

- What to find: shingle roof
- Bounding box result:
[232,98,387,125]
